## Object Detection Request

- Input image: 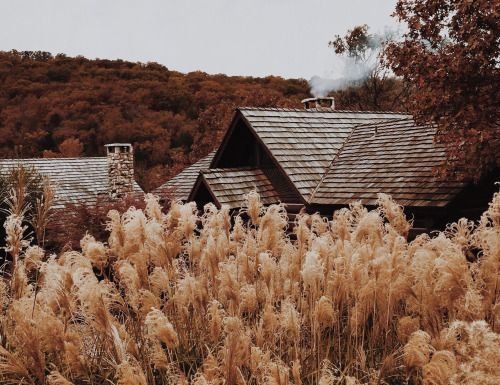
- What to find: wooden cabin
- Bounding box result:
[155,98,498,233]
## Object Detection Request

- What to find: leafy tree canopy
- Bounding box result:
[328,25,408,111]
[384,0,499,179]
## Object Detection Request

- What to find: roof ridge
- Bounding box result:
[203,166,262,173]
[350,117,435,129]
[238,107,410,114]
[308,125,357,203]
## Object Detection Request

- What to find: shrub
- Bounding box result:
[46,194,147,251]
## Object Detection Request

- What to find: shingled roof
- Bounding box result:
[196,168,281,209]
[310,118,466,206]
[160,107,474,211]
[0,157,143,208]
[154,151,215,201]
[236,108,410,201]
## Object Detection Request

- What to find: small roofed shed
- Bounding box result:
[156,106,497,232]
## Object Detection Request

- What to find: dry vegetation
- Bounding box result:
[0,188,499,385]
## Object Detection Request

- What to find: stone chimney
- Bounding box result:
[301,97,335,110]
[105,143,134,199]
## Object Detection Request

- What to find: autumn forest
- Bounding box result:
[0,50,314,190]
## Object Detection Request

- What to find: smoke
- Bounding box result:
[309,28,396,98]
[309,57,374,97]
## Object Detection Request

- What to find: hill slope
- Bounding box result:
[0,51,309,190]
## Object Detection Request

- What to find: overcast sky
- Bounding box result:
[0,0,399,79]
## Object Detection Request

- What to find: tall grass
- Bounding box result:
[0,190,498,385]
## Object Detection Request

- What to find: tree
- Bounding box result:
[43,137,84,158]
[330,24,377,62]
[384,0,499,179]
[328,25,408,111]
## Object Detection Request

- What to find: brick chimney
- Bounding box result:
[105,143,134,199]
[301,97,335,110]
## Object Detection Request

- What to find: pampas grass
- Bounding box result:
[145,308,179,349]
[0,191,499,384]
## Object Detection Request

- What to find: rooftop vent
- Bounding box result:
[301,97,335,110]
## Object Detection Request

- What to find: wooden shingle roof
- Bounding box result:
[154,151,215,201]
[198,168,280,209]
[239,108,410,201]
[161,108,472,210]
[0,157,143,208]
[310,119,466,206]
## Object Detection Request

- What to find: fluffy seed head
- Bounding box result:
[404,330,433,368]
[145,308,179,349]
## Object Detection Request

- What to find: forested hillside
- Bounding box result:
[0,51,310,190]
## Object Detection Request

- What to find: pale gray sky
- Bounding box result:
[0,0,398,79]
